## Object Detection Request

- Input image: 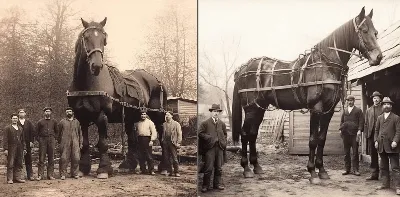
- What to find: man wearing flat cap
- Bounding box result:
[199,104,227,193]
[364,91,383,180]
[58,107,83,180]
[374,97,400,194]
[36,107,59,180]
[340,95,364,176]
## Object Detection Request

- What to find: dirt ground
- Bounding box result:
[198,145,398,197]
[0,156,197,197]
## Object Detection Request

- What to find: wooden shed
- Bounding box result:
[167,97,197,125]
[287,87,362,155]
[346,20,400,162]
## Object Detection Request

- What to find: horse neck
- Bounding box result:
[72,44,113,92]
[315,19,357,65]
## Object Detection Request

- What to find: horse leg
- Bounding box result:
[155,123,164,173]
[79,122,91,176]
[316,111,334,179]
[118,121,137,172]
[95,112,113,179]
[308,112,320,184]
[241,119,252,178]
[249,113,264,175]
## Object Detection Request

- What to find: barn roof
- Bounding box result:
[348,20,400,81]
[167,96,197,104]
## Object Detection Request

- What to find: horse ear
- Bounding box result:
[358,6,366,20]
[100,17,107,27]
[368,9,373,19]
[81,18,89,28]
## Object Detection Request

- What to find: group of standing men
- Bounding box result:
[340,91,400,195]
[3,107,183,184]
[3,107,82,183]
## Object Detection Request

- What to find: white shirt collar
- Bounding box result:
[348,106,354,113]
[12,125,18,130]
[384,112,390,119]
[19,119,25,125]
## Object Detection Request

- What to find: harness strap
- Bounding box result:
[290,59,302,105]
[255,57,264,91]
[270,60,280,108]
[333,34,342,63]
[353,17,366,33]
[298,53,312,104]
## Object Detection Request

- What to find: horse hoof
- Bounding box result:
[97,173,109,179]
[309,177,321,185]
[243,170,254,178]
[318,171,330,179]
[253,166,265,174]
[78,171,84,177]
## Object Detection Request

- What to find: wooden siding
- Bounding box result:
[288,86,362,155]
[178,100,197,117]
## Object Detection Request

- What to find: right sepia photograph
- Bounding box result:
[198,0,400,196]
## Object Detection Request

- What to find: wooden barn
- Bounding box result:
[167,97,197,125]
[346,20,400,162]
[287,87,362,155]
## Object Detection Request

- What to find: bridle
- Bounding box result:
[328,16,372,64]
[80,26,107,67]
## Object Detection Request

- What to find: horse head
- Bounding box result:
[353,7,382,66]
[80,17,108,76]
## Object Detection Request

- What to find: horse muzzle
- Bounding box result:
[368,48,383,66]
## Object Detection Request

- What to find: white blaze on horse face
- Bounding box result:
[94,31,98,37]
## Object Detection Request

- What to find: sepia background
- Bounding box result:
[198,0,400,196]
[0,0,197,196]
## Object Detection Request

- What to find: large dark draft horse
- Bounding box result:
[232,7,382,183]
[67,18,167,179]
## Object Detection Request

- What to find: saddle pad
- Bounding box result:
[107,65,145,103]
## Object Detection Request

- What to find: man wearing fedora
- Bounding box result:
[364,91,383,180]
[374,97,400,194]
[340,95,364,176]
[36,107,59,181]
[199,104,227,193]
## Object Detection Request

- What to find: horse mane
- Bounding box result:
[315,19,355,53]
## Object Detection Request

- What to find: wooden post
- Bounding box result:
[360,81,370,162]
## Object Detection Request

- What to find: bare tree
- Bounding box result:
[37,0,79,112]
[136,4,196,99]
[199,37,241,128]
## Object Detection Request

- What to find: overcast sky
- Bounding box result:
[199,0,400,76]
[0,0,196,71]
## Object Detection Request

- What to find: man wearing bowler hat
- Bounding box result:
[36,107,59,181]
[374,97,400,194]
[340,95,364,176]
[199,104,227,193]
[364,91,383,180]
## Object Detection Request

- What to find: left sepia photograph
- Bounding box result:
[0,0,197,196]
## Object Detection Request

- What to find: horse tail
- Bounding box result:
[232,82,242,143]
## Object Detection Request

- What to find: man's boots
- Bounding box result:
[377,172,390,190]
[214,176,225,190]
[201,173,211,193]
[366,169,379,180]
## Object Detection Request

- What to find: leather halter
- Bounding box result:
[81,26,106,66]
[328,17,369,64]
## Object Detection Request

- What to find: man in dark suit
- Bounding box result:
[374,97,400,195]
[199,104,227,193]
[364,91,383,180]
[340,95,364,176]
[17,109,36,181]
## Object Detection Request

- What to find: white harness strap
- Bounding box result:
[270,60,280,108]
[353,17,366,33]
[255,57,264,91]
